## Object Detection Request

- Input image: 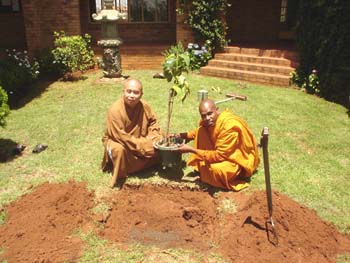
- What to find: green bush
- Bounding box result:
[0,49,40,97]
[186,0,228,52]
[51,31,95,75]
[36,48,61,78]
[291,69,320,95]
[295,0,350,105]
[0,85,10,128]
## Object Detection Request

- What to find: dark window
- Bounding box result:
[90,0,168,22]
[0,0,21,13]
[280,0,287,23]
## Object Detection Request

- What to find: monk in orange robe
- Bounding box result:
[101,79,162,187]
[174,99,259,191]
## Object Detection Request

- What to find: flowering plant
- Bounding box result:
[186,41,212,71]
[5,49,40,81]
[0,49,40,98]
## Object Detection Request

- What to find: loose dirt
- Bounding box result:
[0,181,349,263]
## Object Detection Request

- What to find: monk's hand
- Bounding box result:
[170,133,187,139]
[173,143,195,154]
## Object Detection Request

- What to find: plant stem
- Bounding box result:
[165,89,175,145]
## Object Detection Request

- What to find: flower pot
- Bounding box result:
[154,138,184,168]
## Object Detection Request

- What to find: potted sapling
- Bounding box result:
[154,43,191,168]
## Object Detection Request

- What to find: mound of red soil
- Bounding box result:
[0,181,95,263]
[0,182,349,263]
[101,184,350,263]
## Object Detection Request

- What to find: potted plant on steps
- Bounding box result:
[154,43,191,168]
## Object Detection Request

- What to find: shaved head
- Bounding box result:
[124,79,143,93]
[199,99,219,127]
[199,99,217,112]
[123,79,143,108]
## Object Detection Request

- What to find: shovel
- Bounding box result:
[260,127,279,246]
[215,93,248,104]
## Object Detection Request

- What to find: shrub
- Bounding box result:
[0,85,10,128]
[186,0,228,52]
[291,69,320,95]
[295,0,350,105]
[36,48,61,78]
[51,31,95,75]
[186,41,212,71]
[0,49,40,97]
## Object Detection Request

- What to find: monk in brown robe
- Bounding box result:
[174,99,259,191]
[101,79,162,187]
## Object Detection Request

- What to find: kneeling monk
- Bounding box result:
[101,79,162,187]
[174,99,259,191]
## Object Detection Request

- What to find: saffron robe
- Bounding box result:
[101,98,162,187]
[187,110,259,191]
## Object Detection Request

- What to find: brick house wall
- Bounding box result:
[226,0,281,43]
[80,0,176,47]
[0,0,285,55]
[175,0,195,47]
[0,13,26,49]
[21,0,81,55]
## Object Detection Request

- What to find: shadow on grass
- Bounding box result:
[0,138,24,163]
[125,160,229,195]
[128,161,187,182]
[8,78,57,110]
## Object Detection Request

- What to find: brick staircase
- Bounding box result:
[200,46,298,86]
[94,43,169,70]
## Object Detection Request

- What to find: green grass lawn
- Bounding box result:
[0,69,349,258]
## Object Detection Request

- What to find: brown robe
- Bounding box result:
[101,98,162,187]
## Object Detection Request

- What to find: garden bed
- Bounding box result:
[0,181,349,262]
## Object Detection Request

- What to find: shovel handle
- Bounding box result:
[226,93,247,101]
[260,127,273,217]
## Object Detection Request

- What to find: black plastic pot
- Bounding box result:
[154,138,184,168]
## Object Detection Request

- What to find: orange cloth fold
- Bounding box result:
[187,110,259,191]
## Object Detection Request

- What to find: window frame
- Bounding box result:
[0,0,21,13]
[89,0,170,24]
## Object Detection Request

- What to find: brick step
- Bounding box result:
[214,53,295,67]
[207,59,294,75]
[200,66,290,86]
[224,46,297,60]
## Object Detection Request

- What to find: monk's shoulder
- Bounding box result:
[107,99,123,116]
[219,110,245,129]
